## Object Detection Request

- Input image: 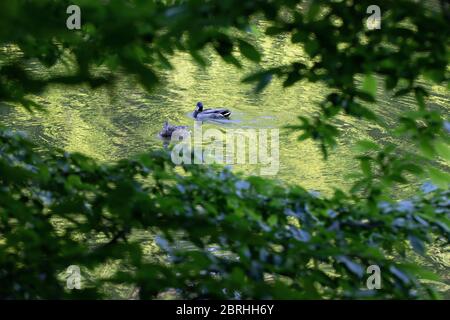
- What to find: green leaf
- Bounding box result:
[399,264,441,282]
[268,215,278,226]
[265,26,284,35]
[254,73,273,93]
[355,90,376,103]
[137,66,158,91]
[434,140,450,162]
[304,39,319,57]
[353,140,380,153]
[360,158,372,177]
[291,31,307,43]
[223,54,242,68]
[361,74,377,98]
[408,235,425,255]
[307,2,321,21]
[66,175,82,189]
[428,166,450,188]
[385,76,398,90]
[400,163,423,175]
[394,87,412,97]
[283,72,301,87]
[414,87,428,110]
[238,39,261,62]
[337,256,364,278]
[389,266,411,284]
[419,140,436,159]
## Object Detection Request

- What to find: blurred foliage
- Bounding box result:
[0,129,449,299]
[0,0,449,299]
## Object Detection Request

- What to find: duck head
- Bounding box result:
[159,121,170,138]
[193,102,203,118]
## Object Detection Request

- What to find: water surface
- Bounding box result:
[1,24,449,194]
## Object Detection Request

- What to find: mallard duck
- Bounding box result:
[159,121,188,139]
[193,102,231,120]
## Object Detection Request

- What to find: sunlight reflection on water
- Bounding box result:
[1,23,448,194]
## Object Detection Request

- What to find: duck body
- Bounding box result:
[159,121,188,139]
[193,102,231,120]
